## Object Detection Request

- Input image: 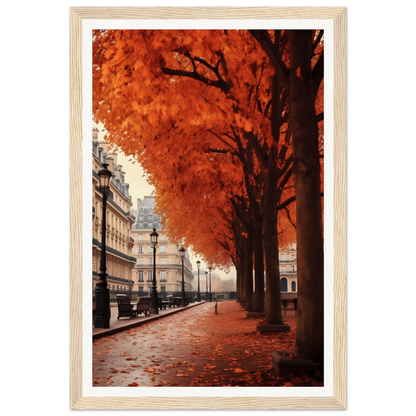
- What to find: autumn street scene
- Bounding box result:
[93,302,323,387]
[92,30,324,388]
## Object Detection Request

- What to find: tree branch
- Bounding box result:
[249,30,289,91]
[277,195,295,211]
[207,148,229,154]
[284,206,296,229]
[230,197,253,233]
[207,129,239,154]
[313,30,324,53]
[161,66,230,93]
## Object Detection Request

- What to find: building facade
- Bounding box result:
[279,243,298,296]
[131,196,194,296]
[92,128,136,295]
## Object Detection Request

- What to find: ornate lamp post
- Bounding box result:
[150,228,159,314]
[179,247,186,306]
[196,260,201,302]
[209,267,212,302]
[205,270,208,302]
[95,163,112,328]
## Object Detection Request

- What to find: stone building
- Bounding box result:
[279,243,298,297]
[130,196,194,296]
[92,128,136,295]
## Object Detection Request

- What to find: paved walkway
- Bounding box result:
[92,301,311,387]
[93,301,204,339]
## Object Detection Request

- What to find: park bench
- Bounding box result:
[116,294,137,319]
[281,298,297,315]
[136,297,151,316]
[172,297,183,307]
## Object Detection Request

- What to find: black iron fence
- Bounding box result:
[104,289,237,303]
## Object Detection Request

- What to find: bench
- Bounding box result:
[116,294,136,319]
[172,297,183,307]
[281,298,297,315]
[136,297,151,316]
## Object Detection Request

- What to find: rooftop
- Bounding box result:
[133,196,162,230]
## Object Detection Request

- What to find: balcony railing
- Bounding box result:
[135,263,193,275]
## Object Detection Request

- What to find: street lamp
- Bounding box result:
[205,270,208,302]
[209,267,212,302]
[95,163,112,328]
[196,260,201,302]
[179,247,186,306]
[150,228,159,314]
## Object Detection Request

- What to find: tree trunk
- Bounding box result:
[263,72,284,325]
[252,222,264,312]
[234,259,241,303]
[288,30,324,363]
[244,232,254,311]
[263,163,283,324]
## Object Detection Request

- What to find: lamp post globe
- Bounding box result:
[196,260,201,302]
[179,247,186,307]
[94,163,112,328]
[150,228,159,314]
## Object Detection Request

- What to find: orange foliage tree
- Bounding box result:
[93,29,324,362]
[251,30,324,363]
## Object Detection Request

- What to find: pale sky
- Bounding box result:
[94,124,236,285]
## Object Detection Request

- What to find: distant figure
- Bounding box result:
[293,298,298,311]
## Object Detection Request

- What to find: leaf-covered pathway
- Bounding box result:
[93,301,322,387]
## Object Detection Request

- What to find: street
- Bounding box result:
[93,301,321,387]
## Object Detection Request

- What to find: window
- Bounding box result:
[291,254,295,261]
[281,266,286,272]
[148,246,153,253]
[161,235,166,241]
[138,271,143,282]
[281,278,288,292]
[139,216,144,221]
[148,271,153,281]
[292,266,295,272]
[138,245,143,254]
[138,235,143,241]
[160,271,166,282]
[292,281,296,292]
[280,253,286,261]
[160,258,166,265]
[148,258,153,265]
[160,245,166,253]
[138,259,143,266]
[139,287,143,293]
[161,286,166,292]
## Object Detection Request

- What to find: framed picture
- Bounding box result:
[70,7,346,410]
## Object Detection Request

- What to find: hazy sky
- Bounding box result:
[94,125,236,285]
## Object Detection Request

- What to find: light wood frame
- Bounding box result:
[70,7,346,410]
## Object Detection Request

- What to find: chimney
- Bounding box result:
[109,153,117,166]
[107,156,114,172]
[92,128,99,142]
